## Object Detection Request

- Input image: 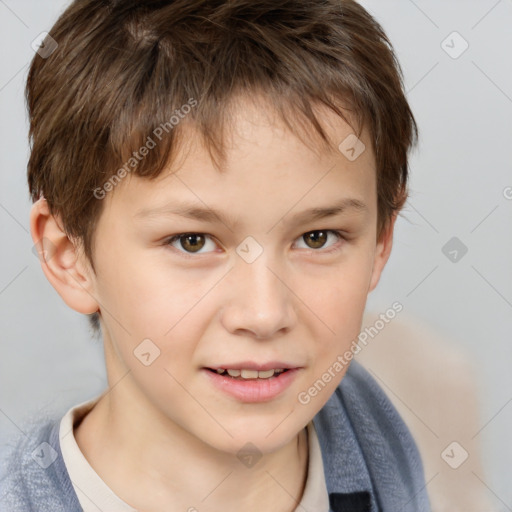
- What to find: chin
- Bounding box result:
[204,420,301,458]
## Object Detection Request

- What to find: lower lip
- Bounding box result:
[202,368,300,403]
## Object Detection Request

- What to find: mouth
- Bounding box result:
[205,367,291,380]
[202,366,300,402]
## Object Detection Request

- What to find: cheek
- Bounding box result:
[98,247,210,337]
[298,276,369,413]
[304,259,372,376]
[95,265,209,384]
[311,261,371,331]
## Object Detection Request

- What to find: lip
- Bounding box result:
[202,367,301,403]
[206,361,297,371]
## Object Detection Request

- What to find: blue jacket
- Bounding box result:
[0,360,431,511]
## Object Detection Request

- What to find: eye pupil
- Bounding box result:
[181,233,205,252]
[305,231,327,249]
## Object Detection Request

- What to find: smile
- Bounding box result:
[203,367,300,402]
[210,368,288,379]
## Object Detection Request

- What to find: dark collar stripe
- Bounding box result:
[329,491,371,512]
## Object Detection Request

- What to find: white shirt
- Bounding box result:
[59,396,330,511]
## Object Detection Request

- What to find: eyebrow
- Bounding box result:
[134,198,368,228]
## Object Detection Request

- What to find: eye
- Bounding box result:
[165,230,345,256]
[294,230,345,252]
[165,233,217,255]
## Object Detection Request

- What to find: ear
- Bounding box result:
[368,212,398,294]
[30,197,99,314]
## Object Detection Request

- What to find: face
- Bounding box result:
[80,99,393,455]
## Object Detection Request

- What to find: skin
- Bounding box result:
[30,97,396,512]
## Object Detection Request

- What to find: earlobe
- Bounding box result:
[367,213,397,294]
[30,198,99,315]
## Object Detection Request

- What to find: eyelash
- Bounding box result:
[163,230,347,259]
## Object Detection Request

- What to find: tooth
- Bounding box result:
[240,369,258,379]
[221,368,284,379]
[257,369,275,379]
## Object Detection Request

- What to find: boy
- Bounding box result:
[1,0,431,510]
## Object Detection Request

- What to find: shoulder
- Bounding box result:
[338,359,425,471]
[0,414,81,512]
[0,419,55,511]
[339,357,400,415]
[314,359,431,510]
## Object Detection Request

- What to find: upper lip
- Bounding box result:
[205,361,300,371]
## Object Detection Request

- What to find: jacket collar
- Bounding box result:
[313,376,376,512]
[313,360,431,512]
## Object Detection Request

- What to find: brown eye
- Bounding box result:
[166,233,210,254]
[303,230,328,249]
[179,233,205,252]
[295,230,345,253]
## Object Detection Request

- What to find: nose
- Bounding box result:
[220,253,297,340]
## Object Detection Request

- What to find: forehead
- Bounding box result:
[190,95,371,171]
[107,97,376,224]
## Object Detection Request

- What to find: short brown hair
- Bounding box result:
[26,0,418,337]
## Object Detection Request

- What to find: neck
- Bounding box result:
[74,382,309,512]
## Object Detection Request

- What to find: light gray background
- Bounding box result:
[1,0,511,509]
